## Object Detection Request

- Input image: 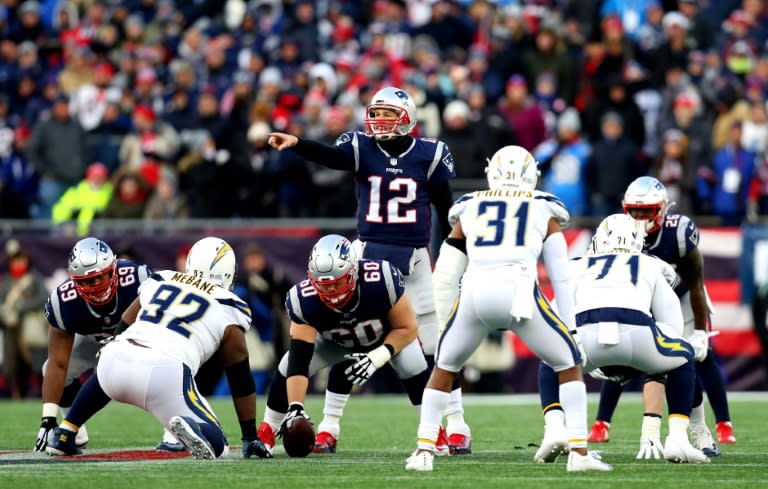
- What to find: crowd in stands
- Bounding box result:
[1,0,768,229]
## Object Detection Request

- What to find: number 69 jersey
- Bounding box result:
[449,189,569,271]
[285,259,405,353]
[120,270,252,374]
[44,259,150,338]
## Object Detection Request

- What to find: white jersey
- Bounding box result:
[570,252,683,331]
[449,189,569,271]
[122,270,252,373]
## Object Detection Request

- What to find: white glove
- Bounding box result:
[344,345,393,386]
[636,437,664,459]
[687,330,709,362]
[277,403,312,438]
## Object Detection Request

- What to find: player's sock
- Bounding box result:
[60,420,79,433]
[696,350,732,422]
[417,388,450,451]
[668,414,690,434]
[543,407,565,430]
[63,374,111,428]
[665,359,696,417]
[595,380,624,424]
[198,421,227,457]
[317,390,349,438]
[266,371,288,413]
[559,380,587,448]
[402,369,430,407]
[537,362,560,411]
[640,414,662,440]
[690,400,706,426]
[445,386,470,436]
[263,406,284,433]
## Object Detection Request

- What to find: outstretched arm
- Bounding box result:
[268,132,352,171]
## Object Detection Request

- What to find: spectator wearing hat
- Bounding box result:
[118,104,180,186]
[102,169,151,220]
[534,107,591,217]
[28,92,88,219]
[741,100,768,156]
[594,15,636,84]
[654,128,694,214]
[741,0,768,46]
[0,125,37,218]
[497,74,546,151]
[58,45,94,94]
[600,0,658,41]
[282,0,320,62]
[522,21,575,104]
[269,116,313,218]
[587,111,643,216]
[416,0,474,53]
[583,75,646,149]
[438,99,486,178]
[698,121,758,225]
[651,11,692,86]
[12,70,46,125]
[143,164,189,220]
[51,161,113,235]
[678,0,716,51]
[69,62,117,131]
[10,0,45,44]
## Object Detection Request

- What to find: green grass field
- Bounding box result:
[2,394,766,489]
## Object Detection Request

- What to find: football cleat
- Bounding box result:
[405,449,434,472]
[588,420,610,443]
[534,421,569,463]
[156,441,187,452]
[257,421,275,455]
[312,431,338,454]
[168,416,215,460]
[75,424,89,449]
[663,434,710,464]
[435,426,449,456]
[46,428,83,456]
[566,451,614,472]
[716,421,736,444]
[448,433,472,456]
[689,423,721,457]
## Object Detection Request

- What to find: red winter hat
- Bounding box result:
[133,105,156,122]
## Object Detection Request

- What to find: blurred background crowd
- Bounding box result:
[0,0,767,230]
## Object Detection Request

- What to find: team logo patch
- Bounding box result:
[442,153,454,172]
[335,133,351,146]
[689,227,699,246]
[393,90,410,102]
[338,240,351,260]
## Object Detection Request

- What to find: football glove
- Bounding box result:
[34,416,58,452]
[344,345,393,386]
[687,330,709,362]
[277,403,312,438]
[242,437,273,459]
[636,437,664,459]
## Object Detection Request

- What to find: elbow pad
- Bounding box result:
[286,338,314,378]
[433,241,468,326]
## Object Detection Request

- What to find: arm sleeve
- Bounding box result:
[651,272,685,334]
[542,232,576,330]
[292,138,352,171]
[428,180,454,240]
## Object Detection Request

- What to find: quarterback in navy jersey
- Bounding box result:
[255,235,429,455]
[587,176,734,457]
[34,238,151,453]
[269,87,470,455]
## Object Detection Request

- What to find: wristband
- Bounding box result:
[43,403,59,418]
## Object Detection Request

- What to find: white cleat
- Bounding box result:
[566,451,614,472]
[689,423,721,457]
[664,434,710,464]
[636,437,665,459]
[533,431,569,463]
[405,449,434,472]
[169,416,216,460]
[75,425,89,449]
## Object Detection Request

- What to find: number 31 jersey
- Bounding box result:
[449,189,570,271]
[44,259,150,338]
[285,259,405,353]
[122,270,252,374]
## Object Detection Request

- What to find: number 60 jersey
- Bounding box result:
[449,189,569,271]
[120,270,252,374]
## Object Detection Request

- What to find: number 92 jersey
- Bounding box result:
[121,270,252,374]
[285,259,405,353]
[449,189,569,270]
[44,259,150,337]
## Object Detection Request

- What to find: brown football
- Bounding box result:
[282,417,315,457]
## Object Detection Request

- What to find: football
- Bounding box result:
[282,417,315,457]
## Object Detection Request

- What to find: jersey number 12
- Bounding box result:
[365,176,417,224]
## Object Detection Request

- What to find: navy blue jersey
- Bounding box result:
[335,131,455,248]
[44,259,152,338]
[644,213,700,296]
[285,259,406,353]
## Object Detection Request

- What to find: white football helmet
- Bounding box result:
[68,237,118,305]
[590,214,646,255]
[308,234,358,309]
[622,176,669,233]
[364,86,417,140]
[185,237,237,290]
[485,145,540,190]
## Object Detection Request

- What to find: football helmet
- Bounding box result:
[364,86,417,140]
[622,176,669,233]
[308,234,358,309]
[185,237,237,290]
[590,214,646,255]
[485,145,540,190]
[68,237,118,305]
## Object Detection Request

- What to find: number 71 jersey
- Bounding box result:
[450,189,570,270]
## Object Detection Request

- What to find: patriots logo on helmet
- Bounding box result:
[393,90,409,102]
[338,240,351,260]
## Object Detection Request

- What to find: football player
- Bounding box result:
[46,237,272,460]
[586,177,733,455]
[268,87,469,455]
[406,145,612,472]
[255,234,431,455]
[34,237,182,452]
[537,214,709,464]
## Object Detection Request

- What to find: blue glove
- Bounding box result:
[242,438,273,459]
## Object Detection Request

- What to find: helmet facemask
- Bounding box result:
[623,202,666,233]
[309,269,357,309]
[365,104,410,140]
[71,261,118,305]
